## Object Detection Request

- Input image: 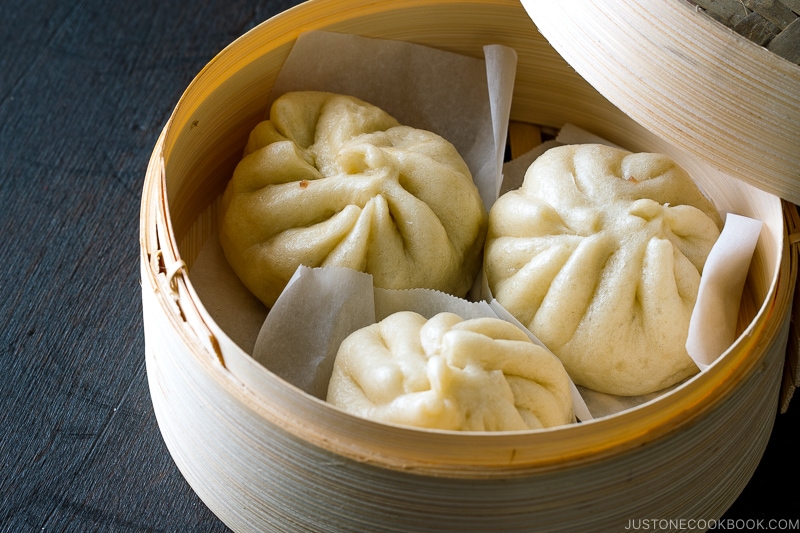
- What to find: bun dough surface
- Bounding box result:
[485,144,723,396]
[327,311,573,432]
[219,91,487,307]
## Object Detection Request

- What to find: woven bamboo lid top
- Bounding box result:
[690,0,800,63]
[523,0,800,204]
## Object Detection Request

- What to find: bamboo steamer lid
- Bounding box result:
[524,0,800,203]
[139,0,798,531]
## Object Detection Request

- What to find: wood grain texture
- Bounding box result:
[0,0,798,531]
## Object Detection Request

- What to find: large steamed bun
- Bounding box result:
[219,91,487,308]
[485,144,723,396]
[327,311,574,432]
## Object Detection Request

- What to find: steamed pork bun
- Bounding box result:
[327,311,574,432]
[484,144,723,396]
[219,91,487,308]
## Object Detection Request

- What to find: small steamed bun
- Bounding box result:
[327,311,574,432]
[219,91,487,308]
[485,144,723,396]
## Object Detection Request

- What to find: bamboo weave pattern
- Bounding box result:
[688,0,800,64]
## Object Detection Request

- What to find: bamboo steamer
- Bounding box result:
[139,0,799,531]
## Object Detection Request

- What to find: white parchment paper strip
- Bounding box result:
[687,213,763,369]
[252,266,376,399]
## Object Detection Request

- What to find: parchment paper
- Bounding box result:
[687,213,763,369]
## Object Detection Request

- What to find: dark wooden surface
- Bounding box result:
[0,0,798,531]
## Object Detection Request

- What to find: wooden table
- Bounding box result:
[1,0,798,530]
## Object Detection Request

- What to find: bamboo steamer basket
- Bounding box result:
[139,0,799,531]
